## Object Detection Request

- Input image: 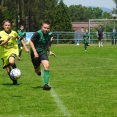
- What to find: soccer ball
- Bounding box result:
[10,68,22,80]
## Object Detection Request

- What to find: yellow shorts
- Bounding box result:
[1,53,16,69]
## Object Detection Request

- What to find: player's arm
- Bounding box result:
[50,33,53,41]
[46,44,56,57]
[96,31,98,37]
[29,32,39,58]
[50,36,53,41]
[0,36,3,45]
[0,35,13,46]
[102,30,104,37]
[17,35,29,53]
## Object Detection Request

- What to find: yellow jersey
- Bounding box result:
[0,30,19,58]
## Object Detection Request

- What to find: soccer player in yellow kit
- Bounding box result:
[0,20,29,85]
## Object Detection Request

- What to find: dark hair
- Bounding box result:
[2,20,11,26]
[20,25,24,27]
[42,21,51,26]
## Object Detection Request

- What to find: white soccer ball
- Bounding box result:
[10,68,22,80]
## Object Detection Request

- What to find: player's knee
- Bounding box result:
[43,64,49,70]
[44,66,49,70]
[9,57,15,65]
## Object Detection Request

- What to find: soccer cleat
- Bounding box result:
[43,84,51,90]
[13,80,17,85]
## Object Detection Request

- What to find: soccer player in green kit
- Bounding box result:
[83,29,90,51]
[29,21,56,90]
[17,25,26,60]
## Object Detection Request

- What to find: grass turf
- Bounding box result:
[0,44,117,117]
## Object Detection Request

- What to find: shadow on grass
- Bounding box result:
[32,86,43,89]
[1,83,20,86]
[12,95,23,98]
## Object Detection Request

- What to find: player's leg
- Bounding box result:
[98,37,101,47]
[40,53,51,90]
[41,60,51,90]
[19,46,23,57]
[2,56,17,85]
[6,66,12,80]
[9,55,17,69]
[18,44,23,60]
[35,66,41,76]
[84,43,87,51]
[30,54,41,75]
[9,55,17,84]
[100,37,103,47]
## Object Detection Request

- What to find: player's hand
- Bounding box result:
[25,48,29,53]
[49,51,56,57]
[34,51,39,58]
[8,35,13,40]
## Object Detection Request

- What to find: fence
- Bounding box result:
[25,32,117,45]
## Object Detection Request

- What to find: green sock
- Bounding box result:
[43,70,50,85]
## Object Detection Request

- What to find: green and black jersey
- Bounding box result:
[83,33,89,44]
[17,30,26,44]
[30,30,50,55]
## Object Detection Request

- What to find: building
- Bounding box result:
[72,22,102,32]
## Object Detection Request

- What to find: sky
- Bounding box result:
[63,0,116,10]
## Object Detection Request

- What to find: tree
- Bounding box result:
[22,0,58,31]
[52,0,74,43]
[68,5,111,22]
[1,0,16,23]
[113,0,117,13]
[0,0,58,31]
[52,0,73,31]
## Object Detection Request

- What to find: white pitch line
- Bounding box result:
[50,88,71,116]
[41,71,71,116]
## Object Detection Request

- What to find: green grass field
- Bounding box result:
[0,44,117,117]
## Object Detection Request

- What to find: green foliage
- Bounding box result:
[1,0,16,23]
[52,0,74,43]
[69,5,91,22]
[68,5,112,22]
[0,0,114,31]
[52,0,73,31]
[113,0,117,13]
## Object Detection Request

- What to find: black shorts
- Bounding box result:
[31,53,49,69]
[98,36,103,40]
